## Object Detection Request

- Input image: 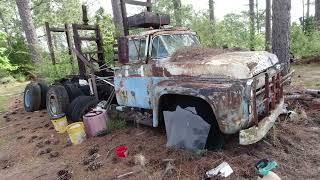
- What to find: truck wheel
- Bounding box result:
[161,96,224,150]
[67,96,98,122]
[37,81,48,109]
[46,85,69,118]
[63,83,84,102]
[24,83,41,112]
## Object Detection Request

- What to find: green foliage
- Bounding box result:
[37,52,76,84]
[33,0,82,26]
[291,23,320,59]
[0,32,17,74]
[191,13,265,50]
[153,0,193,26]
[95,8,116,67]
[7,36,33,75]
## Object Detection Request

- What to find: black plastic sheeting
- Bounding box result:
[163,106,211,151]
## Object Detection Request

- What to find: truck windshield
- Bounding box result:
[151,34,200,59]
[129,38,146,62]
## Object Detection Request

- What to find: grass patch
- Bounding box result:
[0,81,28,113]
[292,64,320,89]
[108,116,127,132]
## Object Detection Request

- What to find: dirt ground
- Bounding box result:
[1,65,320,180]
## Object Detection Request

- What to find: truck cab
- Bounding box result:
[114,27,287,150]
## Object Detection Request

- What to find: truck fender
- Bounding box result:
[151,80,247,134]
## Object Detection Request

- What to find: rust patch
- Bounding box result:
[170,48,231,62]
[247,62,258,71]
[151,64,172,77]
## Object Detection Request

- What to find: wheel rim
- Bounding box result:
[49,95,58,115]
[24,89,31,108]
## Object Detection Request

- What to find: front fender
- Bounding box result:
[152,80,248,134]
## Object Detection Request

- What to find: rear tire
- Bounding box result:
[63,83,84,102]
[67,96,98,122]
[46,85,69,118]
[37,81,48,109]
[24,83,41,112]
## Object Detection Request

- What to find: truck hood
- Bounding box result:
[158,51,279,79]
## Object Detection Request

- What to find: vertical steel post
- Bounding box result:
[264,73,270,115]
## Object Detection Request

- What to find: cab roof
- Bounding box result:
[126,27,196,39]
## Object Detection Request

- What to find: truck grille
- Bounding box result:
[251,72,286,123]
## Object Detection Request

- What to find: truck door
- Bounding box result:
[114,36,153,109]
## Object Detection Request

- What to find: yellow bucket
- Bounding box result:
[51,114,68,133]
[66,122,86,145]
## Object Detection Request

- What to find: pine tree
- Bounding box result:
[265,0,271,51]
[209,0,215,22]
[173,0,182,26]
[249,0,255,51]
[316,0,320,29]
[272,0,291,74]
[15,0,40,63]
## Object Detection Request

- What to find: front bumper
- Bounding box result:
[239,98,284,145]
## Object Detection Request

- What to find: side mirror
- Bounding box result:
[118,37,129,64]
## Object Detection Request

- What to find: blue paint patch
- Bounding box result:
[114,77,164,109]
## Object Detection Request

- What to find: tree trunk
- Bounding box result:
[306,0,310,19]
[316,0,320,29]
[256,0,260,33]
[111,0,124,37]
[16,0,40,63]
[0,11,11,46]
[209,0,215,22]
[265,0,271,51]
[173,0,182,26]
[272,0,291,74]
[302,0,305,30]
[249,0,255,51]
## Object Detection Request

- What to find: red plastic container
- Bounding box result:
[116,145,128,158]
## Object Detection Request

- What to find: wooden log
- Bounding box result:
[284,94,313,101]
[45,22,56,65]
[305,89,320,97]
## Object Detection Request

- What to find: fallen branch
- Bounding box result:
[305,89,320,98]
[284,94,313,101]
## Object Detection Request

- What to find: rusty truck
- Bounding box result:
[113,26,289,150]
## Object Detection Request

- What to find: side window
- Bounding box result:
[151,36,168,59]
[128,38,146,62]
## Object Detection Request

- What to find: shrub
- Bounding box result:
[291,23,320,59]
[37,52,77,84]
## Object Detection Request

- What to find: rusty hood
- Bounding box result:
[158,50,279,79]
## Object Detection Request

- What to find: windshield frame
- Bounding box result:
[149,32,200,61]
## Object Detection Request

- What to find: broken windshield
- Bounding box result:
[129,38,146,62]
[151,34,200,59]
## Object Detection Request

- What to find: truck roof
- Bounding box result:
[127,27,196,38]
